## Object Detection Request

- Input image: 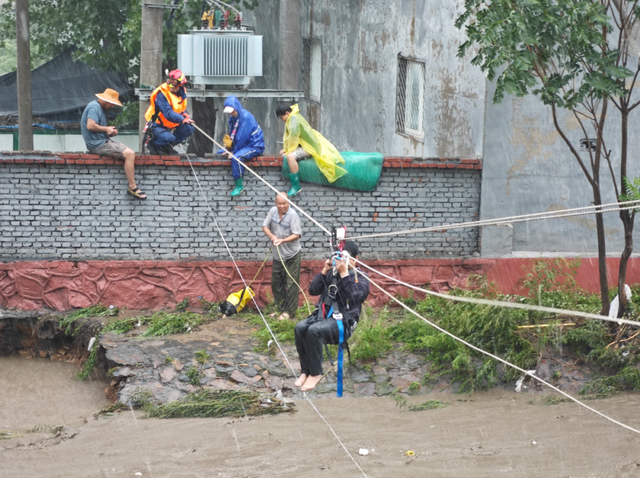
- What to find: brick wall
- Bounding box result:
[0,153,482,262]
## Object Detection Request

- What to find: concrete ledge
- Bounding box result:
[0,152,483,170]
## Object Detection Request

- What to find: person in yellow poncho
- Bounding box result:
[276,103,347,196]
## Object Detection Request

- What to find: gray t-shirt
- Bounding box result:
[263,206,302,261]
[81,100,108,151]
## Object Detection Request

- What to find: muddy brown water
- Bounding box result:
[0,356,110,430]
[2,366,640,477]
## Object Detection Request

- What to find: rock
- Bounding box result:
[160,367,176,383]
[230,370,262,385]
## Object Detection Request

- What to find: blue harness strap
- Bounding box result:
[336,315,345,398]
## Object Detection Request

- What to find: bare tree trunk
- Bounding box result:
[618,210,634,316]
[593,185,611,315]
[617,106,634,316]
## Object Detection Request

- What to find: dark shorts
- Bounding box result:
[90,139,127,160]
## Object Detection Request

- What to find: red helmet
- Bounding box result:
[167,69,187,86]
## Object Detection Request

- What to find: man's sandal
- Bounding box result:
[127,187,147,200]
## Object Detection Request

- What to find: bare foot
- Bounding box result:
[301,375,322,392]
[294,373,307,388]
[277,312,290,321]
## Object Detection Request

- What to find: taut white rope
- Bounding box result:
[348,200,640,241]
[184,147,368,477]
[353,258,640,327]
[192,123,331,236]
[365,273,640,436]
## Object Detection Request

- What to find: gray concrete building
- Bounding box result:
[224,0,639,259]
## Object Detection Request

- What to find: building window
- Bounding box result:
[396,56,425,141]
[303,38,322,104]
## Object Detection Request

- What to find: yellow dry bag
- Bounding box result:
[219,286,255,316]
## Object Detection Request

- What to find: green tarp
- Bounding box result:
[281,151,384,192]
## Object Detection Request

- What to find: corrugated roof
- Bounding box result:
[0,48,134,121]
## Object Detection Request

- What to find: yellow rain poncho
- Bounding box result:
[282,104,347,182]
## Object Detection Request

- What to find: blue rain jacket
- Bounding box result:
[217,95,265,158]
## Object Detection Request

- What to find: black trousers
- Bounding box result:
[294,314,342,376]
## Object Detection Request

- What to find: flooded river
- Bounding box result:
[0,356,109,430]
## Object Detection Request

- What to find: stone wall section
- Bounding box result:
[0,153,482,262]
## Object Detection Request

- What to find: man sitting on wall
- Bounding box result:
[294,241,369,392]
[145,69,195,156]
[81,88,145,200]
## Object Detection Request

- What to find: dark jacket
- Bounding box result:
[308,268,370,323]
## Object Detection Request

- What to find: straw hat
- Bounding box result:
[95,88,122,106]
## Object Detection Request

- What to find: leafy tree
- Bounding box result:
[0,0,257,81]
[456,0,640,316]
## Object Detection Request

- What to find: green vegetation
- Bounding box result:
[195,349,211,366]
[56,261,640,397]
[102,311,204,337]
[59,304,118,334]
[142,311,203,337]
[408,400,449,412]
[144,389,295,419]
[186,366,205,386]
[76,344,99,381]
[175,298,190,311]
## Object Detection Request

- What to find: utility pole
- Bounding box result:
[139,0,164,151]
[16,0,33,151]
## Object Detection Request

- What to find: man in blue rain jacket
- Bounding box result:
[217,95,265,196]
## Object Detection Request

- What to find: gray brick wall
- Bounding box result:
[0,163,480,261]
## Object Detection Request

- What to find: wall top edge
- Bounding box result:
[0,153,482,169]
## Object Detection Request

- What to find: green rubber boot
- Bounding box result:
[230,177,244,197]
[287,172,302,197]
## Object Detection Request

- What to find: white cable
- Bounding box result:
[352,258,640,327]
[365,274,640,436]
[184,155,368,478]
[348,201,640,241]
[185,158,297,374]
[192,123,331,236]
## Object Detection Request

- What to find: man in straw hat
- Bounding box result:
[81,88,146,199]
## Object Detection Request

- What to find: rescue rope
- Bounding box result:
[183,151,368,477]
[184,157,297,375]
[275,244,313,315]
[347,200,640,241]
[352,257,640,328]
[247,245,272,288]
[192,123,331,236]
[364,273,640,436]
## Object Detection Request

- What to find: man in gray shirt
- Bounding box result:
[81,88,145,200]
[262,191,302,321]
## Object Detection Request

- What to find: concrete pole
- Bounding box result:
[139,0,164,151]
[16,0,33,151]
[278,0,301,92]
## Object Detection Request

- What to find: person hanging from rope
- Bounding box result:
[144,69,194,155]
[294,241,370,392]
[81,88,146,200]
[216,95,265,197]
[276,103,347,197]
[262,191,302,321]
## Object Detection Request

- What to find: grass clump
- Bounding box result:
[408,400,449,411]
[76,343,99,381]
[186,366,205,386]
[145,389,295,419]
[59,304,118,334]
[142,311,203,337]
[579,367,640,398]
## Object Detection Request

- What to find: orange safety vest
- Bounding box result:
[145,83,188,129]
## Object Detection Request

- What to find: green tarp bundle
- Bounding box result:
[281,151,384,192]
